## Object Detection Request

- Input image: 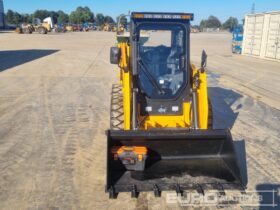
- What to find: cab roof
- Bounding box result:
[131,12,194,21]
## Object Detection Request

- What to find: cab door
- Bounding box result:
[265,14,280,60]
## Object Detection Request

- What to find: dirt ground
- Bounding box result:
[0,31,279,210]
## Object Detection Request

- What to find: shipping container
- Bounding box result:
[242,11,280,62]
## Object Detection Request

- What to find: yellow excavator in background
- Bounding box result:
[107,12,245,198]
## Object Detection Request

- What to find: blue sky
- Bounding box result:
[3,0,280,24]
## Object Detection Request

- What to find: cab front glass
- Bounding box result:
[137,23,187,99]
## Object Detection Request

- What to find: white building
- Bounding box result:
[242,11,280,62]
[0,0,4,29]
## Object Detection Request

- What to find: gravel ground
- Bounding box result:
[0,31,279,210]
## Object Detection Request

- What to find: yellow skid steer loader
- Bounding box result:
[107,12,245,198]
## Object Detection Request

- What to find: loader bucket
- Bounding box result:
[106,129,245,198]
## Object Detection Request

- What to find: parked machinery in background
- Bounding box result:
[232,26,243,54]
[65,25,74,32]
[191,25,200,33]
[17,17,63,34]
[103,23,117,32]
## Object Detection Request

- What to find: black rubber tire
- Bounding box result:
[110,84,124,130]
[23,28,32,34]
[38,27,47,34]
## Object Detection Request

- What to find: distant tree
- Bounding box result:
[95,13,105,26]
[21,13,33,24]
[83,6,94,22]
[117,15,127,26]
[27,14,34,23]
[57,10,69,24]
[5,10,22,25]
[199,19,207,29]
[207,16,222,28]
[49,11,59,24]
[6,10,14,24]
[33,10,51,21]
[200,15,222,29]
[222,17,239,31]
[69,11,80,24]
[33,10,61,24]
[5,9,71,25]
[70,6,94,24]
[104,15,115,24]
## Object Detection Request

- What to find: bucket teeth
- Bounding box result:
[153,184,161,197]
[109,186,117,199]
[216,183,226,196]
[106,129,246,198]
[196,184,204,195]
[131,185,138,198]
[175,184,183,196]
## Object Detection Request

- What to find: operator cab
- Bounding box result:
[130,12,193,115]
